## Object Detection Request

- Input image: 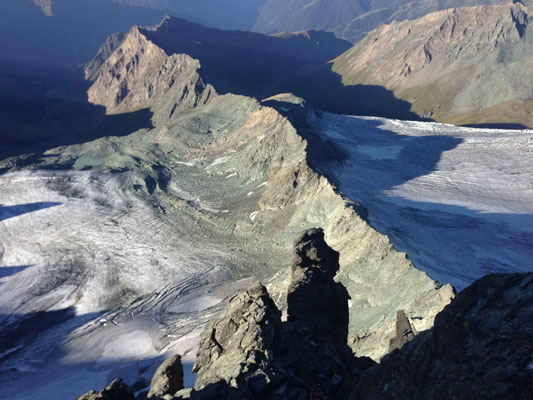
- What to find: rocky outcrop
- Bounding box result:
[333,3,533,127]
[287,229,349,342]
[352,272,533,400]
[73,271,532,400]
[192,284,281,391]
[187,229,371,399]
[388,310,417,353]
[147,355,184,399]
[87,26,216,125]
[84,33,126,81]
[76,378,134,400]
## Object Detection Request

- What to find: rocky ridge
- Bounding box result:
[332,2,533,127]
[88,25,216,125]
[1,16,454,399]
[82,18,456,360]
[86,16,352,110]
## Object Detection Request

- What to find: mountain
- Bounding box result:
[108,0,266,30]
[1,7,531,400]
[253,0,527,42]
[332,2,533,128]
[0,18,456,398]
[0,0,165,67]
[86,16,352,106]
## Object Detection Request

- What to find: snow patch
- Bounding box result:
[102,330,153,360]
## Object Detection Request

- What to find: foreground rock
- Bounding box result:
[76,379,134,400]
[147,355,184,399]
[187,229,372,399]
[74,266,532,400]
[352,272,533,400]
[192,284,281,391]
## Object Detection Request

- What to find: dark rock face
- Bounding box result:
[352,273,533,400]
[147,354,184,398]
[75,378,134,400]
[388,310,416,353]
[186,228,373,399]
[287,229,349,342]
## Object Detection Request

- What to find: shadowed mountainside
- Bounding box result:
[106,0,533,43]
[0,0,165,67]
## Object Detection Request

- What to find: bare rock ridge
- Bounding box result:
[87,26,216,125]
[352,272,533,400]
[84,32,127,81]
[188,230,369,400]
[333,3,533,127]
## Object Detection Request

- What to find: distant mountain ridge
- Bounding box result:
[0,0,166,67]
[105,0,533,43]
[332,2,533,127]
[86,15,352,112]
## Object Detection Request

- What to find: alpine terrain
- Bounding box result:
[0,2,531,400]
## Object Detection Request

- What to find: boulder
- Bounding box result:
[147,354,184,399]
[192,283,281,391]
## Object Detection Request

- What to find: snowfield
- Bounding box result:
[315,114,533,289]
